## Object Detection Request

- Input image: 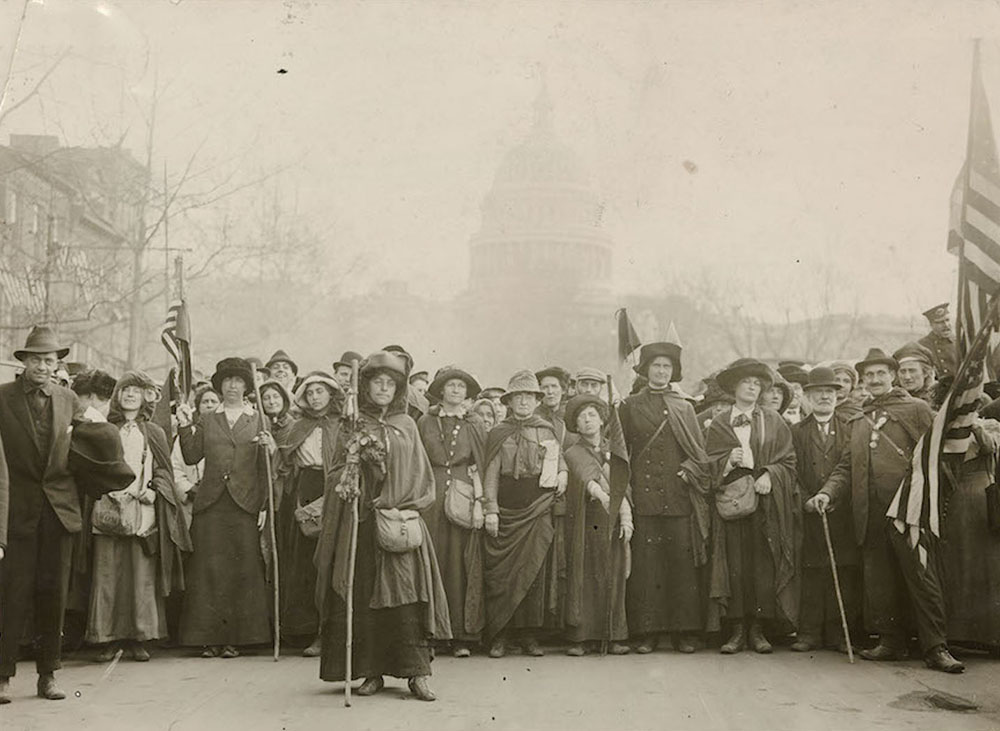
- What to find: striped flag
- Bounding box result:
[887,43,1000,567]
[160,299,192,397]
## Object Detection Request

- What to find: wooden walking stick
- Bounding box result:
[252,376,281,662]
[820,508,855,663]
[344,359,361,707]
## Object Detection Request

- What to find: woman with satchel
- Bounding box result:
[87,371,191,662]
[176,357,275,659]
[315,351,450,702]
[704,358,800,655]
[274,373,340,656]
[417,366,487,658]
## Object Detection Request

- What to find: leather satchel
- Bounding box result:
[294,496,324,538]
[92,490,143,536]
[444,478,476,530]
[715,471,758,521]
[375,507,424,552]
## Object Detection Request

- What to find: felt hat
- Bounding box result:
[428,367,481,401]
[766,377,793,413]
[855,348,898,376]
[893,342,934,369]
[716,358,773,395]
[802,366,841,391]
[361,350,409,382]
[574,367,607,385]
[211,357,254,392]
[777,363,810,386]
[334,351,363,370]
[695,378,734,414]
[564,394,609,433]
[480,386,505,400]
[68,422,137,498]
[265,349,298,375]
[634,341,683,381]
[500,369,544,404]
[922,303,950,322]
[14,325,70,361]
[821,360,858,390]
[66,361,88,377]
[536,366,572,388]
[292,371,343,409]
[381,344,414,374]
[409,370,430,385]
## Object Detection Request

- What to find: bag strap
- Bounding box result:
[634,418,670,463]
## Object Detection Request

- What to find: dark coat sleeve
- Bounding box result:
[178,423,204,465]
[0,428,8,549]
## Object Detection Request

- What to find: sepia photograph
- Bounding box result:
[1,0,1000,729]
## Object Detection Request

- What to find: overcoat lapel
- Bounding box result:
[231,411,257,443]
[45,390,70,472]
[635,391,668,429]
[8,386,42,456]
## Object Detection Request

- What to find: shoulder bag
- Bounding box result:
[375,507,424,552]
[92,441,146,537]
[294,496,325,538]
[715,472,758,521]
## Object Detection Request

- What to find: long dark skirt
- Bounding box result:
[319,517,432,681]
[278,468,323,640]
[86,535,166,643]
[564,500,627,643]
[180,491,271,647]
[626,515,701,635]
[722,509,775,621]
[941,464,1000,646]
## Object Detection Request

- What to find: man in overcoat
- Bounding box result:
[917,303,958,380]
[808,348,963,672]
[790,367,859,652]
[619,341,711,654]
[0,326,86,702]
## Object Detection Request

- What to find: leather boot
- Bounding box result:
[674,635,697,654]
[302,638,322,657]
[37,673,66,701]
[130,641,151,662]
[522,635,544,657]
[924,645,965,674]
[0,677,10,705]
[565,643,585,657]
[488,638,506,658]
[748,622,773,654]
[452,643,471,658]
[720,623,746,655]
[860,639,908,662]
[608,642,631,655]
[408,675,436,702]
[634,635,658,654]
[356,676,384,696]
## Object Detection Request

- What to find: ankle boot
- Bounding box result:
[720,623,746,654]
[748,622,772,654]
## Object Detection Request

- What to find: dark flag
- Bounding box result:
[616,308,642,365]
[161,299,192,397]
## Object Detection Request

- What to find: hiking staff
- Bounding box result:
[344,359,361,707]
[252,375,281,662]
[601,373,616,656]
[820,507,854,663]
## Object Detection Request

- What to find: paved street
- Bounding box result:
[3,645,1000,731]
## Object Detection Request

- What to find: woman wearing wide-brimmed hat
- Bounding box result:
[86,371,192,662]
[315,351,450,702]
[273,373,340,656]
[618,341,712,654]
[416,366,488,657]
[704,358,800,655]
[176,357,275,658]
[561,394,633,656]
[481,369,567,658]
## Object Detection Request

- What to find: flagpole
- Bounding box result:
[958,40,981,356]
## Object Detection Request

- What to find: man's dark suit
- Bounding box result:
[0,378,84,679]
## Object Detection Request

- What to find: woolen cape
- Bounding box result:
[314,411,451,640]
[481,414,561,638]
[704,406,801,632]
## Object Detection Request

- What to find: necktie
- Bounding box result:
[732,413,751,428]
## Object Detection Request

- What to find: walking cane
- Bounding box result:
[252,377,281,663]
[820,508,854,663]
[344,359,361,707]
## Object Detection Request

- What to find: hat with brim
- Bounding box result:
[361,350,409,383]
[334,351,363,370]
[265,349,298,375]
[14,325,70,361]
[765,377,793,414]
[564,394,609,433]
[428,367,481,402]
[480,387,505,400]
[381,345,414,375]
[574,367,607,385]
[211,357,254,392]
[820,360,858,390]
[293,371,343,409]
[716,358,773,395]
[855,348,898,376]
[68,422,137,499]
[892,342,934,369]
[695,379,734,415]
[500,369,544,405]
[634,341,683,381]
[409,371,430,385]
[802,366,841,392]
[536,366,571,389]
[777,363,809,386]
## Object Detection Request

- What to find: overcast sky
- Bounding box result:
[3,0,1000,323]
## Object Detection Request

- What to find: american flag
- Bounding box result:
[887,43,1000,567]
[160,299,192,397]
